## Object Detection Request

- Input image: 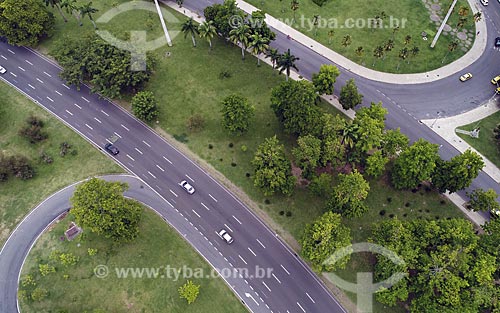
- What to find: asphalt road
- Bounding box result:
[0,43,346,313]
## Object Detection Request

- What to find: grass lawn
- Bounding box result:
[19,209,247,313]
[246,0,475,73]
[38,2,467,311]
[456,111,500,168]
[0,81,122,246]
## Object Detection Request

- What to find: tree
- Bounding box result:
[70,178,142,242]
[353,102,387,154]
[44,0,67,22]
[131,91,159,122]
[265,48,280,69]
[178,280,200,304]
[292,135,322,178]
[318,113,346,166]
[290,0,299,23]
[311,64,340,95]
[220,94,254,135]
[391,139,439,189]
[442,40,458,64]
[301,211,352,271]
[181,17,199,47]
[373,45,384,66]
[466,188,500,212]
[308,173,333,197]
[473,11,482,22]
[277,49,300,81]
[410,46,420,62]
[458,5,469,17]
[355,46,364,60]
[327,170,370,217]
[270,80,320,136]
[431,149,484,193]
[252,136,296,196]
[229,23,251,60]
[339,78,363,110]
[327,30,334,44]
[248,33,269,66]
[19,115,48,144]
[397,47,408,69]
[78,1,98,29]
[198,20,217,51]
[341,35,352,48]
[366,150,389,178]
[60,0,80,24]
[404,35,412,45]
[384,39,395,53]
[382,128,409,157]
[203,0,243,38]
[0,0,55,46]
[6,155,35,180]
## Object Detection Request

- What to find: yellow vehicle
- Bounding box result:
[491,75,500,84]
[496,87,500,94]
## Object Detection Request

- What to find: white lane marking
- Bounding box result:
[209,194,218,202]
[94,117,102,124]
[0,55,6,60]
[7,49,15,54]
[192,209,201,218]
[18,66,25,72]
[105,138,113,144]
[224,224,233,233]
[297,302,306,313]
[73,103,81,109]
[55,90,62,96]
[65,109,73,116]
[156,164,165,172]
[28,84,35,89]
[232,215,242,225]
[100,110,109,116]
[25,60,33,65]
[9,72,16,77]
[248,247,256,257]
[142,140,151,147]
[43,71,52,77]
[262,281,271,292]
[163,156,172,164]
[126,154,135,161]
[113,132,121,138]
[36,78,43,83]
[148,171,156,179]
[81,96,90,103]
[306,292,315,304]
[185,174,195,182]
[134,147,143,155]
[169,189,178,197]
[280,264,290,275]
[256,239,266,249]
[238,255,247,265]
[85,123,93,130]
[121,124,130,131]
[62,83,70,89]
[46,96,54,102]
[272,273,281,284]
[201,202,210,211]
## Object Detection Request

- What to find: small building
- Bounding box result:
[64,222,82,241]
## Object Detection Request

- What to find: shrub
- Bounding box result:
[241,145,247,152]
[60,142,71,157]
[186,114,205,132]
[87,248,98,256]
[21,274,36,287]
[39,264,56,276]
[8,155,35,180]
[59,253,78,266]
[39,151,53,164]
[131,91,159,122]
[31,287,48,301]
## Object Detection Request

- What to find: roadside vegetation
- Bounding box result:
[5,0,498,311]
[19,208,246,313]
[0,81,122,245]
[246,0,477,73]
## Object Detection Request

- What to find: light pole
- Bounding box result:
[431,111,441,128]
[154,0,173,47]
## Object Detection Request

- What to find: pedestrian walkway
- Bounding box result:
[235,0,487,84]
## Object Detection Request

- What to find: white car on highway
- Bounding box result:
[179,180,195,194]
[0,66,6,74]
[218,229,234,244]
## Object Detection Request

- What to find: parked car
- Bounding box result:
[492,75,500,85]
[218,229,234,244]
[179,180,195,194]
[459,73,473,82]
[0,65,6,74]
[496,87,500,94]
[104,143,119,155]
[495,37,500,47]
[491,209,500,219]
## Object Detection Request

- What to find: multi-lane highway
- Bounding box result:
[0,43,346,313]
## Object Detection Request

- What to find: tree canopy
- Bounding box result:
[432,149,484,193]
[131,91,159,122]
[339,78,363,110]
[312,64,340,95]
[220,94,254,135]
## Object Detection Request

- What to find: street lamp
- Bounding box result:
[430,111,441,128]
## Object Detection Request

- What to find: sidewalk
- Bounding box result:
[235,0,487,85]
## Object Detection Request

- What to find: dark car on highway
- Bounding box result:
[104,143,119,155]
[495,37,500,48]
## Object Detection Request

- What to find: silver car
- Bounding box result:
[0,66,6,74]
[179,180,195,194]
[218,229,234,244]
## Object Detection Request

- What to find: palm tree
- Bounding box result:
[355,46,364,61]
[290,0,299,23]
[198,21,217,51]
[458,5,469,17]
[341,35,352,48]
[404,35,412,45]
[44,0,67,22]
[456,17,467,28]
[473,12,482,22]
[383,39,394,60]
[373,45,384,66]
[341,122,359,162]
[313,15,320,36]
[442,41,458,64]
[248,34,269,66]
[328,30,335,44]
[277,49,299,81]
[60,0,79,23]
[182,18,199,47]
[79,2,98,29]
[392,26,399,39]
[229,24,251,60]
[265,48,280,69]
[397,47,408,70]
